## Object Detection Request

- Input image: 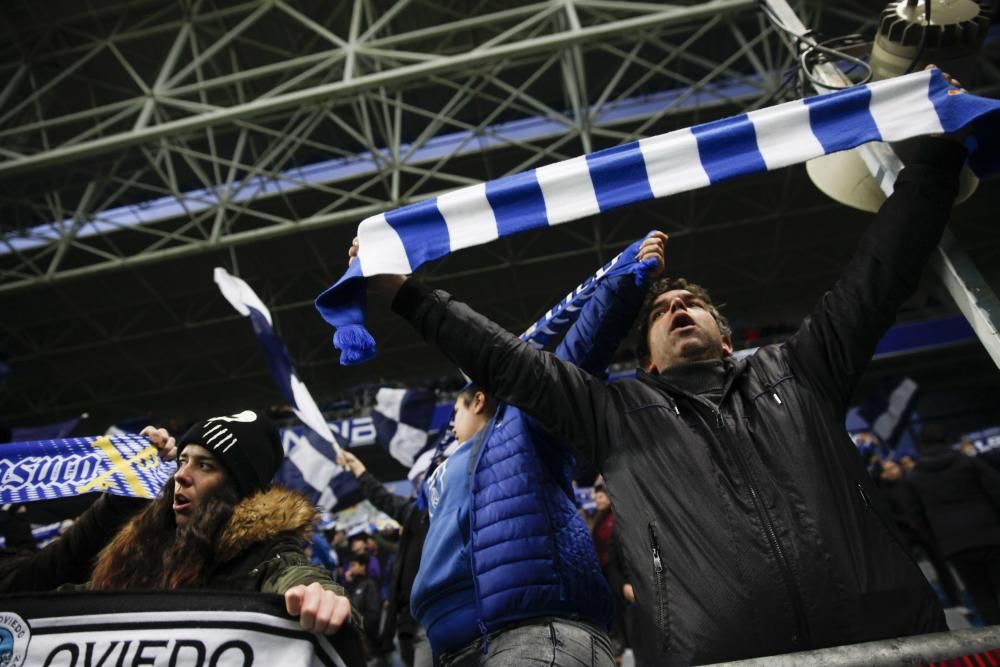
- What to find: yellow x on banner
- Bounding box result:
[76,436,160,498]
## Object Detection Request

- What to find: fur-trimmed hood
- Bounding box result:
[88,485,318,591]
[217,485,317,563]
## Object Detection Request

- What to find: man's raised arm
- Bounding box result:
[786,134,967,406]
[355,242,618,466]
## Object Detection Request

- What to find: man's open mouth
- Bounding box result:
[670,313,695,331]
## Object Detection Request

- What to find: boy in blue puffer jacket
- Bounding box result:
[401,231,667,666]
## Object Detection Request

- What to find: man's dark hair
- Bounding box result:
[634,277,732,364]
[348,553,369,569]
[456,383,499,419]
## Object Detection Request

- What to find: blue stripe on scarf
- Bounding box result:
[692,113,767,183]
[587,141,653,211]
[805,84,878,152]
[487,170,547,237]
[385,199,452,268]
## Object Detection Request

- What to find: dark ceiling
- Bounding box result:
[1,0,999,442]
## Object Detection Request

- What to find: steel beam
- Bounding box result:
[0,0,754,178]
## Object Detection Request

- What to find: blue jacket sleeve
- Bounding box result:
[553,237,655,372]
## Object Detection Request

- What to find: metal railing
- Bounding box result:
[710,626,1000,666]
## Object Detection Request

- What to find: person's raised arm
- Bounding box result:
[337,449,423,528]
[353,240,617,466]
[554,231,666,371]
[786,71,968,405]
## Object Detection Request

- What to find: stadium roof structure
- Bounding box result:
[2,0,999,432]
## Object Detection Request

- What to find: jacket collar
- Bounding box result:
[638,354,748,404]
[217,485,317,563]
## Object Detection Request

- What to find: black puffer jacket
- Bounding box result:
[907,450,1000,557]
[393,139,965,664]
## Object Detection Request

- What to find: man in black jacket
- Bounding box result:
[908,426,1000,625]
[358,122,968,660]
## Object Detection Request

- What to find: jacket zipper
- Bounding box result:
[856,482,909,555]
[647,521,670,654]
[720,406,810,648]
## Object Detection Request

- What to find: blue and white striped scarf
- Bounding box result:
[315,69,1000,365]
[0,434,176,503]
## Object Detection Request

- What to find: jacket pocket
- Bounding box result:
[411,511,472,619]
[647,521,671,655]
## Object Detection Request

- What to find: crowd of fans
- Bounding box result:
[1,99,998,666]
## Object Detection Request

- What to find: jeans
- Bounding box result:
[439,618,615,667]
[411,625,434,667]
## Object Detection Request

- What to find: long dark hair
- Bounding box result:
[89,476,240,590]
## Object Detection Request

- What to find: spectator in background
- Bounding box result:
[350,531,383,584]
[873,459,961,607]
[338,448,432,667]
[328,526,352,571]
[346,552,386,666]
[309,529,341,578]
[591,485,629,664]
[908,425,1000,625]
[369,528,398,604]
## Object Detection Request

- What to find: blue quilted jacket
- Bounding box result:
[413,237,655,651]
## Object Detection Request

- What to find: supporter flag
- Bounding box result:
[316,68,1000,364]
[214,268,359,512]
[371,388,436,467]
[858,377,920,457]
[275,428,363,512]
[0,433,176,503]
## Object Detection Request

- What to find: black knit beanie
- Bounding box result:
[177,410,283,498]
